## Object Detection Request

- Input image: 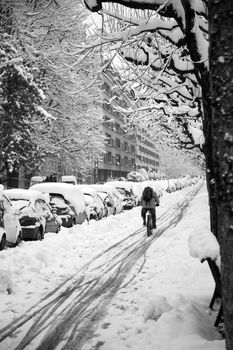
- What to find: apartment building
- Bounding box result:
[94,66,160,183]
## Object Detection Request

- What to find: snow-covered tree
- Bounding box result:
[13,0,106,174]
[0,31,49,188]
[0,0,106,182]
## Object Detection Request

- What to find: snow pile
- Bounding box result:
[0,269,13,294]
[143,296,172,321]
[188,229,220,262]
[0,184,225,350]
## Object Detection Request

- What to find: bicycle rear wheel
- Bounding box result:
[146,212,152,237]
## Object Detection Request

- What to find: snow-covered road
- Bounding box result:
[0,183,204,350]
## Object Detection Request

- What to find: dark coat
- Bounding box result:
[141,190,160,209]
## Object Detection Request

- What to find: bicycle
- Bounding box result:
[146,210,153,237]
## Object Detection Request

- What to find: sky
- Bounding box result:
[0,181,225,350]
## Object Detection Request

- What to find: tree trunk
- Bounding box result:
[209,1,233,348]
[7,169,19,189]
[202,82,218,238]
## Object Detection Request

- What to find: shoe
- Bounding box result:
[153,224,157,229]
[143,222,146,226]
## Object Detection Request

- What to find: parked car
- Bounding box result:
[90,184,123,214]
[49,194,77,227]
[75,186,105,220]
[107,181,138,206]
[103,184,124,213]
[95,191,115,217]
[61,175,77,185]
[29,175,46,187]
[30,183,88,226]
[114,187,134,210]
[0,185,22,248]
[4,189,61,241]
[0,227,7,251]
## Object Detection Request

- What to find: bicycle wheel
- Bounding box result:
[146,212,152,237]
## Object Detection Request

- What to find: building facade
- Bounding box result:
[95,67,160,183]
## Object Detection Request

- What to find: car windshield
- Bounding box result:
[97,191,108,201]
[50,194,68,208]
[116,188,126,195]
[11,199,30,210]
[84,194,95,205]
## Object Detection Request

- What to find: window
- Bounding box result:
[105,133,112,145]
[131,145,135,153]
[35,199,53,220]
[103,81,111,95]
[2,195,12,212]
[105,152,112,163]
[116,138,121,148]
[124,142,128,151]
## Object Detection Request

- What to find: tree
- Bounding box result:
[84,0,233,347]
[0,31,49,188]
[0,0,106,179]
[209,0,233,346]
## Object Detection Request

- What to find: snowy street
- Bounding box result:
[0,182,224,350]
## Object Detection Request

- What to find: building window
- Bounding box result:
[105,152,112,163]
[103,81,111,95]
[103,100,112,113]
[105,133,112,145]
[124,156,129,166]
[124,141,128,151]
[131,145,135,153]
[116,138,121,148]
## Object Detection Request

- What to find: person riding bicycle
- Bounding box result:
[141,186,160,229]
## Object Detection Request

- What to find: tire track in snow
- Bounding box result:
[0,183,203,350]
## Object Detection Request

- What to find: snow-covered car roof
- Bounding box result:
[75,185,98,195]
[4,188,50,204]
[90,184,123,202]
[30,182,85,214]
[106,181,133,193]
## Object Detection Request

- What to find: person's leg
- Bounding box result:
[141,208,146,225]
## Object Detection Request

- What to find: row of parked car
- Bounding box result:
[0,181,140,250]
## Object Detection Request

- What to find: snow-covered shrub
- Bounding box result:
[0,269,13,294]
[143,296,172,321]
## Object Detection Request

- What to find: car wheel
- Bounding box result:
[70,219,75,227]
[0,234,6,251]
[15,232,22,247]
[113,208,116,215]
[36,229,43,241]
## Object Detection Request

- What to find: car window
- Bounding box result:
[35,199,52,218]
[116,188,126,195]
[10,199,29,210]
[2,195,12,212]
[97,192,108,201]
[84,194,95,205]
[50,195,67,208]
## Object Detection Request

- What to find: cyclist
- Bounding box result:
[141,186,160,229]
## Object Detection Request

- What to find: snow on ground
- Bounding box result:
[0,182,225,350]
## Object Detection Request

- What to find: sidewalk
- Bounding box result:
[82,184,225,350]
